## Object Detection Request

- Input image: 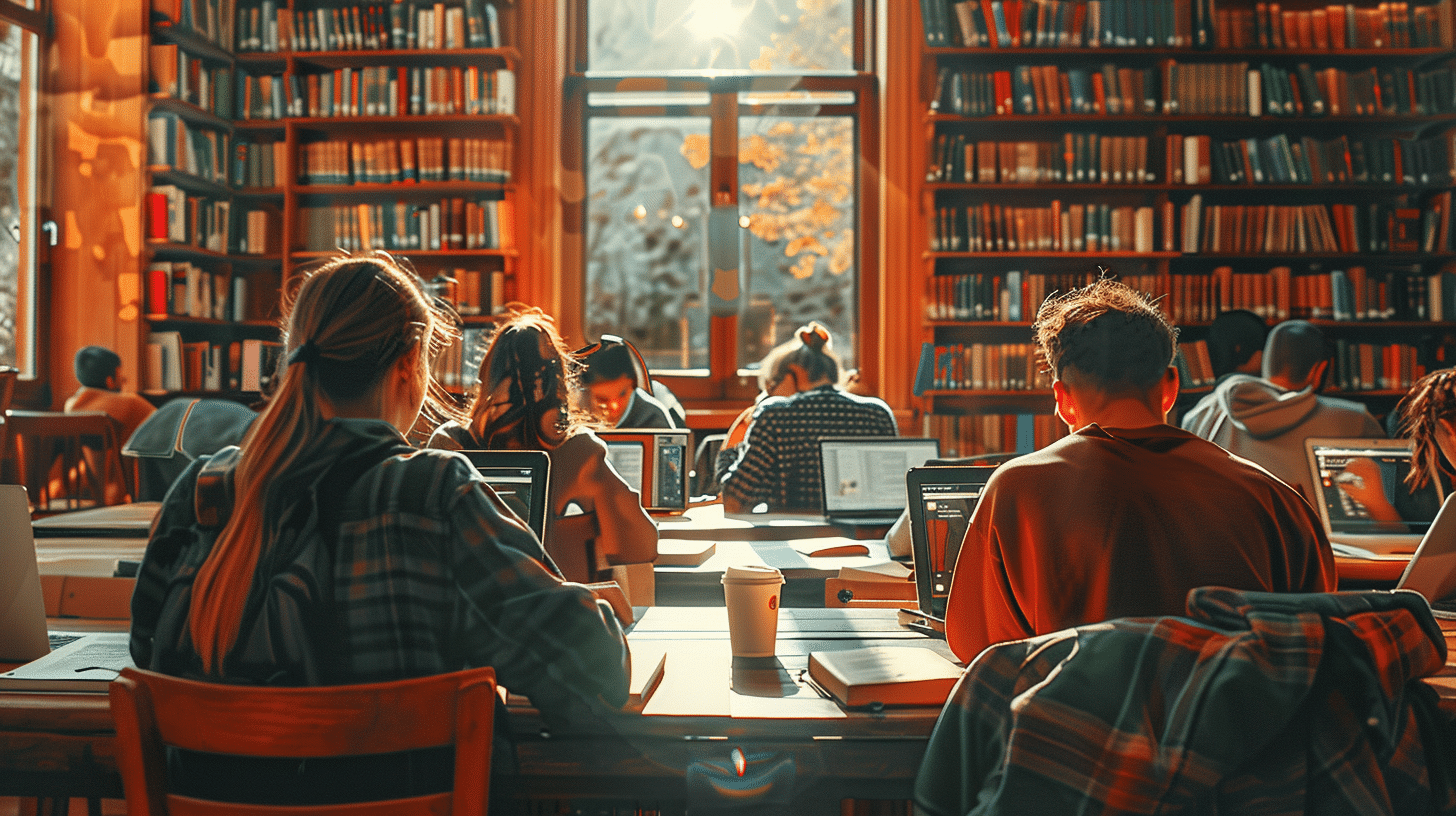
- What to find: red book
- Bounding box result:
[146,192,169,241]
[146,263,170,315]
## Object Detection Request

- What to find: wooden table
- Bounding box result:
[0,609,952,813]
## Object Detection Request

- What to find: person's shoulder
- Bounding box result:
[426,419,477,450]
[834,388,894,414]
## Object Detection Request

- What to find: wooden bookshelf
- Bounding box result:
[913,0,1456,456]
[129,0,525,397]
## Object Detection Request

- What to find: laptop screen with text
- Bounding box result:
[1306,438,1446,554]
[819,437,942,518]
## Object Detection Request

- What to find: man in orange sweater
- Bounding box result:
[945,280,1337,664]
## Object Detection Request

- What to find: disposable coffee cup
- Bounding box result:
[722,564,785,658]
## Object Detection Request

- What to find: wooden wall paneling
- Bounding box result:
[881,0,921,420]
[46,0,148,407]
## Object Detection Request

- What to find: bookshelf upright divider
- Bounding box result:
[914,0,1456,457]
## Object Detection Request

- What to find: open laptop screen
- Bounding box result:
[820,437,941,517]
[600,430,689,513]
[907,465,998,620]
[459,450,551,541]
[1306,438,1445,552]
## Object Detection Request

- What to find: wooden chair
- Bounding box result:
[109,666,497,816]
[8,410,131,511]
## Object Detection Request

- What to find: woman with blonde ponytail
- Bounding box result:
[129,253,629,805]
[720,322,897,514]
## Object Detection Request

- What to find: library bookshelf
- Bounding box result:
[138,0,522,399]
[913,0,1456,457]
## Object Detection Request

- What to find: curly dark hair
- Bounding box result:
[1033,277,1178,394]
[1396,368,1456,490]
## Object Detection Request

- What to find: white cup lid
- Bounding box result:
[722,564,785,584]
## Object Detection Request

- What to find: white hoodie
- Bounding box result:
[1181,374,1383,500]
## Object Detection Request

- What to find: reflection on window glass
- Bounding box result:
[585,117,711,373]
[738,115,856,371]
[0,22,30,371]
[588,0,854,73]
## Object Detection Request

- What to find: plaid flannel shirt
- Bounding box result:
[719,385,897,512]
[131,417,629,721]
[916,587,1456,816]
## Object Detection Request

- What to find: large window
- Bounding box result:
[575,0,874,399]
[0,10,39,375]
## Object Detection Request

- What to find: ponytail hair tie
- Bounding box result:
[287,340,322,367]
[797,323,830,351]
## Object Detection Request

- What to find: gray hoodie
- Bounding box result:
[1181,374,1383,500]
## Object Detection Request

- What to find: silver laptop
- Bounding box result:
[1304,438,1446,556]
[1396,495,1456,619]
[0,484,133,689]
[819,437,942,526]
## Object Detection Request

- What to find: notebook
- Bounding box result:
[599,429,690,514]
[1395,495,1456,620]
[906,464,999,622]
[818,437,942,526]
[0,483,134,689]
[1304,438,1447,557]
[459,450,551,541]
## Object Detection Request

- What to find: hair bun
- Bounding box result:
[797,322,830,351]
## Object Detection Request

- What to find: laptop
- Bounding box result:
[1396,495,1456,619]
[905,465,999,623]
[1304,438,1447,557]
[459,450,551,541]
[599,429,690,514]
[0,483,133,689]
[818,437,942,527]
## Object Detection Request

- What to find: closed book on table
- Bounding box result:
[807,646,962,708]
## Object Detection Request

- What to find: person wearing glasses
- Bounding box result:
[577,336,681,429]
[719,322,897,514]
[428,307,659,589]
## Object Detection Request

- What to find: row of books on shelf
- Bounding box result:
[922,412,1069,460]
[297,198,514,252]
[1179,196,1445,254]
[927,133,1151,184]
[922,0,1211,48]
[153,0,237,50]
[915,342,1054,392]
[236,65,514,120]
[148,112,230,186]
[236,0,502,53]
[297,137,511,185]
[920,0,1450,49]
[1212,1,1452,49]
[147,186,230,250]
[145,333,280,393]
[145,261,243,322]
[1329,341,1425,392]
[424,268,506,317]
[931,62,1456,117]
[929,202,1157,252]
[235,140,287,188]
[924,264,1456,324]
[429,325,491,390]
[1169,132,1455,187]
[149,45,233,119]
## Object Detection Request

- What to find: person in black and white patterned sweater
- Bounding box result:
[719,322,897,513]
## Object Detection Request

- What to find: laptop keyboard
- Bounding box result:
[47,633,82,651]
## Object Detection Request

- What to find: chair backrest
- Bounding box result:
[109,666,496,816]
[8,410,129,510]
[692,432,727,497]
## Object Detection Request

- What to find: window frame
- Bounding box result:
[562,1,881,411]
[0,0,47,390]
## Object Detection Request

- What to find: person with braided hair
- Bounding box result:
[427,305,658,586]
[945,278,1335,663]
[1396,368,1456,494]
[719,321,897,514]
